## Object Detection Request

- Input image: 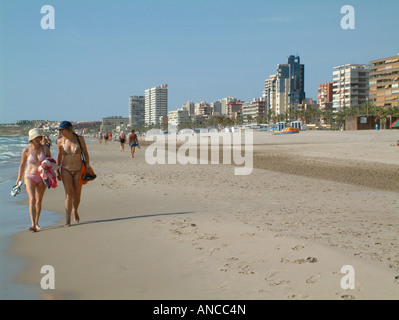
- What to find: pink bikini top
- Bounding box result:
[28,147,46,164]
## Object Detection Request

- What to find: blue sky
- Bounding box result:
[1,0,398,123]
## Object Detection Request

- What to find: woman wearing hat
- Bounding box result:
[56,121,91,227]
[15,128,51,232]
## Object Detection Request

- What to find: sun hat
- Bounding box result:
[58,121,73,129]
[28,128,42,141]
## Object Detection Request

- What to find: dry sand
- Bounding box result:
[10,130,399,299]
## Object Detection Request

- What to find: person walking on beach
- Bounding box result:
[56,121,92,227]
[16,128,51,232]
[128,129,139,158]
[119,131,126,152]
[98,132,103,144]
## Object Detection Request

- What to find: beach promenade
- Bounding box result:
[10,130,399,299]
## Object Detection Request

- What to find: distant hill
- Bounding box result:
[0,124,31,137]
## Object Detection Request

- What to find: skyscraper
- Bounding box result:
[145,84,168,126]
[263,55,305,116]
[129,95,145,127]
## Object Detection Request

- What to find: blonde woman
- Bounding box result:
[16,128,51,232]
[56,121,91,227]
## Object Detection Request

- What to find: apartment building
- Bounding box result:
[226,99,243,118]
[168,108,189,128]
[145,84,168,125]
[369,54,399,107]
[101,116,129,132]
[242,98,266,120]
[129,95,145,127]
[332,64,369,111]
[318,82,334,111]
[182,101,195,116]
[263,74,277,113]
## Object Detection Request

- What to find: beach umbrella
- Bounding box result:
[390,120,399,128]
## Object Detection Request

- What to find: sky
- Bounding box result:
[1,0,398,124]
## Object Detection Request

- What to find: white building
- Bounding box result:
[242,98,266,120]
[168,108,189,128]
[145,84,168,125]
[333,64,369,111]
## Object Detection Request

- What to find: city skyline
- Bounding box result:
[1,0,398,124]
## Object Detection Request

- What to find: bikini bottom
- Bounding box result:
[25,173,42,185]
[62,166,81,177]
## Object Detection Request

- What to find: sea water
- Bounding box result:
[0,136,60,299]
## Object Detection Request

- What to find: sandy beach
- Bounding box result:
[9,130,399,300]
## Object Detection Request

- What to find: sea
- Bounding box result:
[0,136,60,300]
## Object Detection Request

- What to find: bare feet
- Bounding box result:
[28,226,42,232]
[74,212,80,223]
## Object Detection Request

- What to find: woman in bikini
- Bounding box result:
[56,121,91,227]
[16,128,51,232]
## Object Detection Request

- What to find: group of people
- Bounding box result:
[98,129,139,158]
[98,132,112,144]
[16,121,93,232]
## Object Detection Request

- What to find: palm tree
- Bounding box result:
[245,115,253,124]
[235,115,244,126]
[266,109,273,124]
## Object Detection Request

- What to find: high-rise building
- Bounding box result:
[263,74,277,113]
[145,84,168,125]
[263,55,305,116]
[182,101,195,116]
[332,64,369,111]
[129,95,145,127]
[369,54,399,108]
[318,82,334,111]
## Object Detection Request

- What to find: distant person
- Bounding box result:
[104,132,109,144]
[56,121,92,227]
[128,129,139,158]
[119,131,126,152]
[108,132,112,143]
[15,128,51,232]
[98,132,103,144]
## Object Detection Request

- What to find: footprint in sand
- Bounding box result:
[239,264,255,275]
[294,257,318,264]
[305,274,321,284]
[291,244,305,251]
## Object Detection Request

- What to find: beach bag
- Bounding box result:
[75,133,97,185]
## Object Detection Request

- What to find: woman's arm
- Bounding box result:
[16,148,28,184]
[56,138,63,167]
[78,136,90,165]
[44,143,51,158]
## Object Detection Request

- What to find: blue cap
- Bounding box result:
[58,121,73,129]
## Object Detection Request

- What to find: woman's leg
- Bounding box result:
[34,181,46,230]
[61,169,75,227]
[24,177,38,231]
[71,172,82,223]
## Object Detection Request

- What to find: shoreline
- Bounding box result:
[9,130,399,299]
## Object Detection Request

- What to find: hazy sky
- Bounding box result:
[1,0,398,123]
